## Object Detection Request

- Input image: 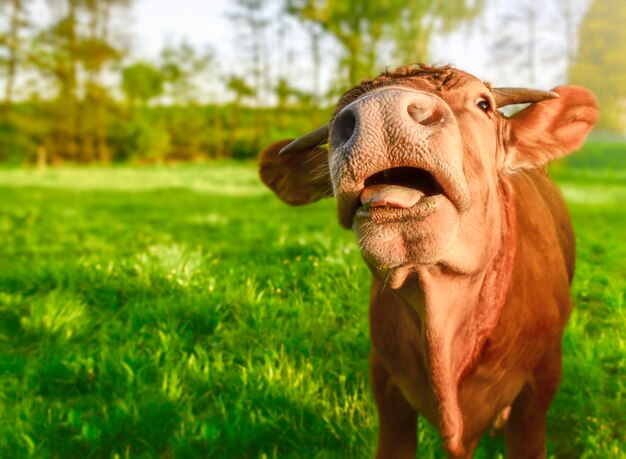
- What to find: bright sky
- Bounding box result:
[131,0,233,58]
[20,0,586,98]
[128,0,583,92]
[130,0,491,82]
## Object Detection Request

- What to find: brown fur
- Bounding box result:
[259,139,331,205]
[259,65,598,458]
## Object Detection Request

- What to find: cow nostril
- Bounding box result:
[332,109,357,147]
[407,103,444,126]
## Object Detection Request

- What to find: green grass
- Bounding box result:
[0,157,624,458]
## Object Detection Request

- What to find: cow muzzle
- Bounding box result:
[329,87,471,230]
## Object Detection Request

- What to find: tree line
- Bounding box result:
[0,0,622,165]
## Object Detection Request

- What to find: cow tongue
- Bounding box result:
[360,184,425,208]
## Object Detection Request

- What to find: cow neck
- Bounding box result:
[400,179,516,456]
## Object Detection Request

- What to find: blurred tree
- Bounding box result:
[0,0,31,163]
[80,0,130,163]
[570,0,626,131]
[556,0,588,79]
[29,0,130,162]
[228,0,271,106]
[275,78,292,114]
[160,41,213,104]
[122,62,165,107]
[275,8,296,90]
[120,61,167,162]
[0,0,30,115]
[228,0,272,156]
[286,0,485,87]
[303,21,324,100]
[488,0,590,87]
[30,1,80,161]
[227,76,255,108]
[275,76,302,128]
[390,6,432,66]
[490,2,555,86]
[160,42,214,159]
[226,75,256,155]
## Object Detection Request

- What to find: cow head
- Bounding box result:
[260,65,598,286]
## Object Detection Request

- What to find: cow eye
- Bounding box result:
[475,97,491,113]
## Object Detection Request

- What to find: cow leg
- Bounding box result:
[505,346,562,459]
[371,352,418,459]
[445,437,480,459]
[448,436,480,459]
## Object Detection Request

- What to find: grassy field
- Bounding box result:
[0,153,624,457]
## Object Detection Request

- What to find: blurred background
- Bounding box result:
[0,0,624,164]
[1,0,624,458]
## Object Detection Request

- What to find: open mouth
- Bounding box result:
[355,167,445,222]
[361,165,443,205]
[364,167,442,194]
[339,163,468,229]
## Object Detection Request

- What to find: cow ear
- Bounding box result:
[503,86,599,170]
[259,139,333,205]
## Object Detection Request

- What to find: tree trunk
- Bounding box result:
[310,25,322,100]
[95,1,111,163]
[3,0,21,115]
[36,145,48,171]
[66,0,79,160]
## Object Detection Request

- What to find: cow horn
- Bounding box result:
[278,124,329,155]
[493,87,559,108]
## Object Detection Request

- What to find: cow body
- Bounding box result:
[259,65,598,458]
[369,169,575,457]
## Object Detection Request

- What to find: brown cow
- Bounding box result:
[258,65,598,458]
